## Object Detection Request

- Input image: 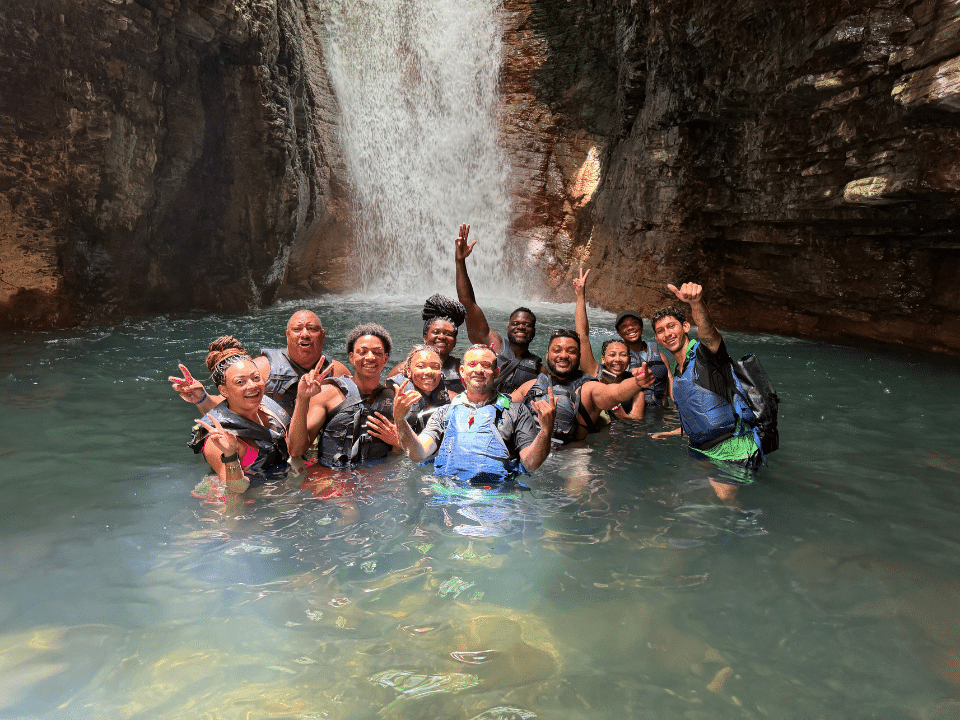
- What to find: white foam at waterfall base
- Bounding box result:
[321,0,513,296]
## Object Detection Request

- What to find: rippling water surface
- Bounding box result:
[2,297,960,719]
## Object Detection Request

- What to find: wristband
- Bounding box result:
[221,452,240,465]
[192,392,208,404]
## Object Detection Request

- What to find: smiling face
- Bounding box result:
[407,349,442,394]
[218,359,265,413]
[653,314,691,355]
[348,335,388,381]
[424,319,457,359]
[616,316,643,347]
[602,341,630,375]
[546,337,581,380]
[459,347,499,396]
[285,311,325,367]
[506,311,536,347]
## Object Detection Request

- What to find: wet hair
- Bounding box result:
[404,344,441,376]
[422,294,466,336]
[206,336,253,386]
[548,328,581,348]
[601,338,629,356]
[651,306,686,328]
[345,323,392,356]
[509,307,537,324]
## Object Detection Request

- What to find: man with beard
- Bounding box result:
[170,310,350,415]
[512,329,654,446]
[393,344,557,483]
[454,224,544,393]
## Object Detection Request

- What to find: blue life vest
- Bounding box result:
[628,341,668,407]
[260,348,331,415]
[387,373,450,434]
[524,371,597,445]
[495,345,542,394]
[189,396,290,482]
[672,341,752,450]
[318,377,394,467]
[434,394,522,483]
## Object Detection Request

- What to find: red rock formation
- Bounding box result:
[499,0,960,354]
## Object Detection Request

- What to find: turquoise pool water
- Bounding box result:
[2,296,960,719]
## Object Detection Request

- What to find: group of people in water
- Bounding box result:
[170,225,770,502]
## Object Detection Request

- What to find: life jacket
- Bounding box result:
[260,348,330,415]
[434,394,522,484]
[628,341,669,407]
[441,355,464,395]
[189,396,290,481]
[495,345,542,394]
[318,377,394,467]
[387,373,450,434]
[672,341,748,450]
[524,371,598,445]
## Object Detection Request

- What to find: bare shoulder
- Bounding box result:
[254,355,271,376]
[331,359,352,377]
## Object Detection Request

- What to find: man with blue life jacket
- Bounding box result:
[512,329,655,446]
[454,224,545,393]
[652,282,764,502]
[393,345,557,484]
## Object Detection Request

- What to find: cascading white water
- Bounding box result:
[321,0,513,295]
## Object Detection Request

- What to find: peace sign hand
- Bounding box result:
[392,379,422,422]
[454,223,476,261]
[297,357,334,399]
[195,415,238,456]
[572,268,590,297]
[169,363,206,404]
[667,282,703,304]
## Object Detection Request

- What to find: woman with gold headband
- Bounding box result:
[188,336,300,493]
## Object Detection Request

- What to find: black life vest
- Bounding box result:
[260,348,331,415]
[524,370,598,445]
[189,396,290,481]
[318,377,395,467]
[441,355,464,395]
[495,345,542,394]
[387,373,450,434]
[628,341,669,407]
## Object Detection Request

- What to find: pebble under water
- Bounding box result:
[1,296,960,720]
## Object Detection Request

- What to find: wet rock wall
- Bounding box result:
[0,0,351,328]
[501,0,960,354]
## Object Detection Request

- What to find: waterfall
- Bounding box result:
[321,0,512,296]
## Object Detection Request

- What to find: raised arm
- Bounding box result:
[169,363,221,414]
[454,223,502,351]
[287,363,336,457]
[667,282,722,354]
[573,269,599,377]
[583,364,654,414]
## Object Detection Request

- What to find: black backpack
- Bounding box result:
[729,354,780,455]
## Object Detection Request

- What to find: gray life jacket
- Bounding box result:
[387,373,450,434]
[260,348,331,415]
[189,396,290,482]
[495,345,542,394]
[628,341,669,407]
[524,370,598,445]
[318,377,395,467]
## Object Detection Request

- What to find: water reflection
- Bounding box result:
[1,299,960,718]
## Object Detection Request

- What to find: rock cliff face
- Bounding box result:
[500,0,960,354]
[0,0,352,329]
[2,0,958,355]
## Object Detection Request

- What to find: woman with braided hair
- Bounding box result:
[188,336,303,494]
[387,294,468,397]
